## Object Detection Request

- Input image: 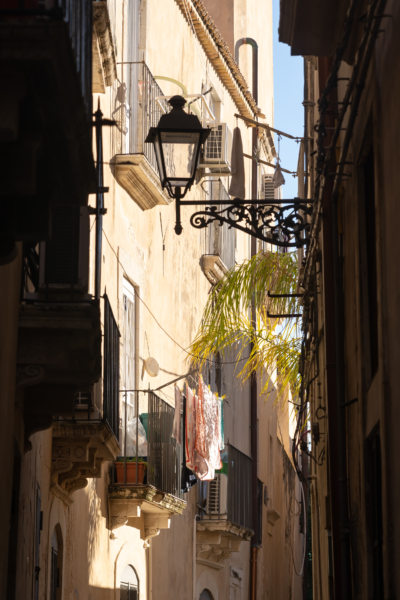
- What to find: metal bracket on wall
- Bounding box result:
[177,198,313,248]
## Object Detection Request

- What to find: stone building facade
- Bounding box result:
[0,1,304,598]
[280,0,400,598]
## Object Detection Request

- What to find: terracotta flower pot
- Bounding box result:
[115,461,146,484]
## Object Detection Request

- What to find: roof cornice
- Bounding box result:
[174,0,259,119]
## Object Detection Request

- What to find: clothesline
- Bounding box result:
[242,152,298,176]
[234,112,312,141]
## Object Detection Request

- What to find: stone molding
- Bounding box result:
[196,518,253,568]
[92,0,117,92]
[112,154,171,210]
[174,0,258,119]
[51,421,119,504]
[108,483,186,546]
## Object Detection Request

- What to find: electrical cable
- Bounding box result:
[101,227,254,367]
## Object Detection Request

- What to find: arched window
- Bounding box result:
[50,525,63,600]
[200,590,214,600]
[120,565,139,600]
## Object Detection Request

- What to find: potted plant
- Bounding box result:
[114,457,147,484]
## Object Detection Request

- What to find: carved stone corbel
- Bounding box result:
[51,422,119,504]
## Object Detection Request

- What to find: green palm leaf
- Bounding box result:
[191,251,301,394]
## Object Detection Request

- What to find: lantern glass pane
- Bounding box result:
[153,135,166,183]
[160,131,201,185]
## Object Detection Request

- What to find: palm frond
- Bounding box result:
[191,250,301,394]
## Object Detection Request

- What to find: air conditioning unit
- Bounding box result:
[261,174,275,201]
[39,205,90,293]
[206,473,228,516]
[199,123,232,174]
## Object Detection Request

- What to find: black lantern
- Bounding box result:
[146,96,311,246]
[146,95,210,233]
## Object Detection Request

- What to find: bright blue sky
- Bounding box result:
[272,0,303,198]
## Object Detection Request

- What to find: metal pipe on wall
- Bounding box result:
[235,36,260,600]
[93,101,105,300]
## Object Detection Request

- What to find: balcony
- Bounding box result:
[50,295,120,503]
[108,391,186,545]
[111,62,172,210]
[0,0,95,262]
[18,203,100,439]
[196,444,253,568]
[18,288,120,502]
[200,179,236,283]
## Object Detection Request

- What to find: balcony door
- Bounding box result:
[126,0,141,154]
[121,279,137,452]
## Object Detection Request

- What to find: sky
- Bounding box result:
[272,0,304,199]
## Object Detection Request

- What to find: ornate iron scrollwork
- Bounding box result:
[184,199,312,247]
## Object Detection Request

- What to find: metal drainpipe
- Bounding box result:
[235,37,259,600]
[302,57,311,599]
[93,102,104,300]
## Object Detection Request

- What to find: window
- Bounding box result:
[200,590,214,600]
[121,279,138,449]
[50,525,63,600]
[359,135,378,381]
[208,179,236,270]
[120,565,139,600]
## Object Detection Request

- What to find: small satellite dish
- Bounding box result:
[143,357,159,377]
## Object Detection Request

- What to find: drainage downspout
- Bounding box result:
[93,101,105,301]
[235,37,259,600]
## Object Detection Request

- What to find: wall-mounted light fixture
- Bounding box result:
[146,96,311,247]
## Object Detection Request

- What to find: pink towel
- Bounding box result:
[193,376,222,480]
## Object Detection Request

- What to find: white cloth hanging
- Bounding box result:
[185,383,196,470]
[273,162,285,188]
[193,376,222,481]
[229,127,245,199]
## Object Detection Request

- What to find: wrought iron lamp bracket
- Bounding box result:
[176,197,313,248]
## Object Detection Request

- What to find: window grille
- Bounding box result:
[104,295,120,439]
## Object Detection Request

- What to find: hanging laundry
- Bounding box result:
[193,376,222,481]
[181,464,197,493]
[181,387,197,493]
[185,382,196,471]
[193,378,209,479]
[171,384,182,444]
[219,397,225,451]
[229,127,245,200]
[272,162,285,188]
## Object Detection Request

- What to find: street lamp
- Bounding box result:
[146,95,311,247]
[145,95,210,234]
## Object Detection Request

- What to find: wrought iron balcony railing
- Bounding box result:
[112,61,173,176]
[50,294,120,439]
[115,390,183,499]
[103,295,120,439]
[198,443,253,533]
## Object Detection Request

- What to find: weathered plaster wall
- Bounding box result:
[13,0,278,598]
[256,378,304,600]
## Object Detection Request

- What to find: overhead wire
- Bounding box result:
[100,226,255,367]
